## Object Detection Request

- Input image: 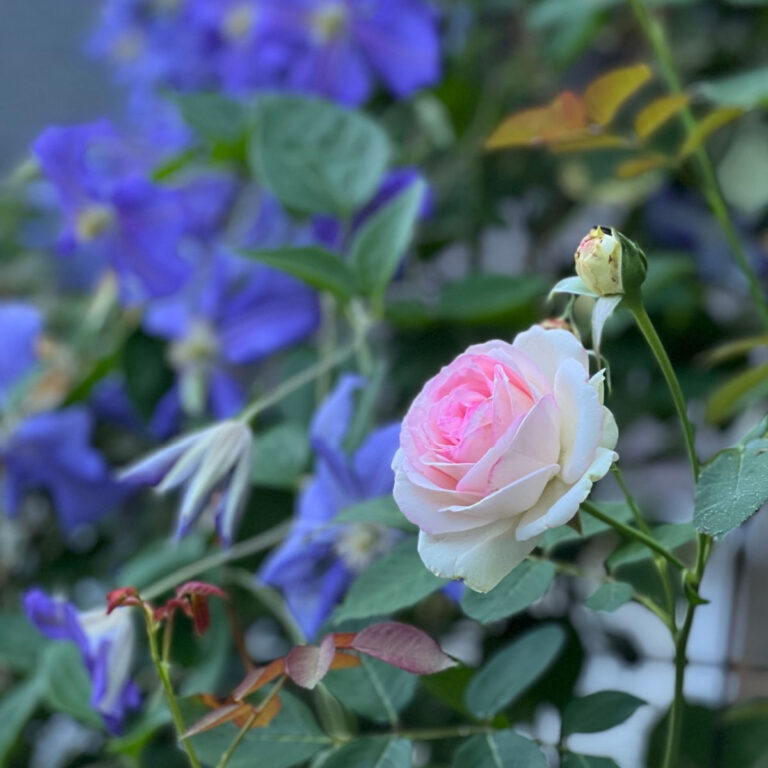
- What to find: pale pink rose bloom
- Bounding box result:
[392,325,618,592]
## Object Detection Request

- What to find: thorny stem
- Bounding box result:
[580,501,686,570]
[143,521,290,601]
[628,0,768,328]
[215,677,287,768]
[145,614,202,768]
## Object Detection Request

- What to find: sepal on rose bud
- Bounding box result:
[574,226,647,300]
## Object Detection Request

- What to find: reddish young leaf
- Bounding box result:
[284,634,336,689]
[330,651,362,670]
[351,622,457,675]
[486,92,589,149]
[236,695,282,729]
[106,587,142,614]
[176,581,229,600]
[584,64,652,125]
[233,659,286,702]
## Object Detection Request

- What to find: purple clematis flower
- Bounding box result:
[260,374,402,639]
[33,121,193,304]
[24,589,140,733]
[0,302,43,408]
[1,407,128,534]
[144,251,320,436]
[274,0,442,105]
[90,0,441,107]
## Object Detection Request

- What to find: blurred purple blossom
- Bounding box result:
[33,121,194,304]
[90,0,441,107]
[0,302,43,408]
[260,374,401,639]
[1,407,128,534]
[144,251,320,435]
[24,589,140,733]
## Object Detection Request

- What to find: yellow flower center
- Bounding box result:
[311,2,348,42]
[75,204,115,242]
[334,523,391,572]
[168,320,220,374]
[222,3,257,42]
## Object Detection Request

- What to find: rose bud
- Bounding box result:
[574,226,647,299]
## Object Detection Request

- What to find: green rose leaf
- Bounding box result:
[585,581,634,612]
[562,690,646,736]
[694,417,768,537]
[562,755,621,768]
[321,737,412,768]
[332,538,445,623]
[333,495,417,532]
[251,95,390,215]
[606,523,695,570]
[0,678,44,764]
[465,624,566,719]
[323,657,418,724]
[41,642,103,729]
[461,559,556,624]
[452,731,548,768]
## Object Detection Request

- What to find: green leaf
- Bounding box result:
[464,624,566,719]
[241,246,357,301]
[0,678,43,764]
[106,701,172,759]
[585,581,634,612]
[41,642,103,729]
[173,92,249,153]
[436,274,546,323]
[0,613,48,672]
[324,657,417,724]
[122,329,175,419]
[606,523,695,570]
[333,496,416,532]
[251,95,390,215]
[251,422,310,490]
[696,66,768,109]
[452,731,548,768]
[321,738,412,768]
[461,560,555,624]
[116,533,207,591]
[694,420,768,537]
[562,755,621,768]
[332,538,445,623]
[562,691,646,736]
[182,692,331,768]
[350,179,425,295]
[541,502,633,551]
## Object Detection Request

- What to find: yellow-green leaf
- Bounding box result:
[679,107,744,158]
[707,362,768,423]
[585,64,653,126]
[486,92,588,149]
[615,153,671,178]
[634,93,690,138]
[702,334,768,366]
[551,134,631,153]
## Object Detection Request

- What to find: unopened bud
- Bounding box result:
[574,226,646,299]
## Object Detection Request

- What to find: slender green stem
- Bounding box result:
[215,677,287,768]
[238,334,365,425]
[628,0,768,328]
[143,521,290,601]
[612,465,677,623]
[581,501,686,570]
[146,618,202,768]
[626,300,699,480]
